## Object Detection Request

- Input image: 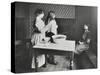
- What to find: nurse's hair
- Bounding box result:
[34,9,44,17]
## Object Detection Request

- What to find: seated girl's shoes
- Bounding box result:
[42,63,47,68]
[48,59,58,65]
[50,61,58,65]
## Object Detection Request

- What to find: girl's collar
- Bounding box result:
[85,29,90,32]
[36,17,41,20]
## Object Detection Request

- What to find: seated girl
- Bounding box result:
[45,11,58,65]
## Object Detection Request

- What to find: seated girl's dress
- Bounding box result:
[46,19,58,35]
[45,19,58,64]
[75,30,91,54]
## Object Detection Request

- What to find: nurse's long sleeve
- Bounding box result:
[35,20,45,32]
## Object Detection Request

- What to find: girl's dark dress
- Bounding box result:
[75,30,92,69]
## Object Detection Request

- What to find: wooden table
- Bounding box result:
[33,40,75,72]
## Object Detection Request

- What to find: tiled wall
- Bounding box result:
[30,3,75,18]
[29,3,75,38]
[15,2,76,39]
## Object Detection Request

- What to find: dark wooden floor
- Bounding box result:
[14,42,97,73]
[38,55,71,72]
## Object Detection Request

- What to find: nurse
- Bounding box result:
[31,9,46,68]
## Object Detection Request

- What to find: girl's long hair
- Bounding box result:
[45,11,55,25]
